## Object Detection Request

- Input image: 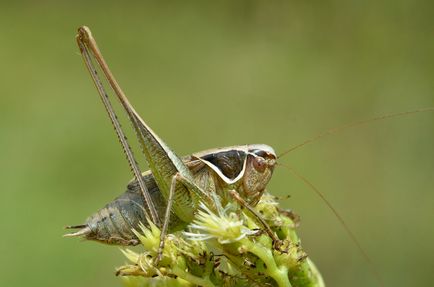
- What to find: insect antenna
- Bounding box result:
[276,162,384,287]
[275,107,434,285]
[277,107,434,159]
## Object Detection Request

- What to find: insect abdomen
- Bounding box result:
[86,186,149,245]
[65,172,183,245]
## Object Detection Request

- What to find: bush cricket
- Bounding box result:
[66,26,279,258]
[65,26,434,285]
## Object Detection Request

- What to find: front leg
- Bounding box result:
[228,189,281,247]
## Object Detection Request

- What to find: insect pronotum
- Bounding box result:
[65,26,434,285]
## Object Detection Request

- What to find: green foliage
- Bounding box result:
[118,194,324,287]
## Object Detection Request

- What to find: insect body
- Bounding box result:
[65,24,279,253]
[66,144,277,245]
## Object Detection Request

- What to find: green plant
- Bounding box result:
[117,193,325,287]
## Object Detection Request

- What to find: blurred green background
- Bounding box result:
[1,1,433,286]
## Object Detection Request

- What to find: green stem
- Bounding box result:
[307,258,325,287]
[172,266,216,287]
[241,239,292,287]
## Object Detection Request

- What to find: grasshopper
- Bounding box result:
[65,27,279,256]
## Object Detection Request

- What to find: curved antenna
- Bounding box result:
[277,162,384,287]
[278,107,434,158]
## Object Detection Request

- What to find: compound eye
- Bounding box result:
[252,156,266,172]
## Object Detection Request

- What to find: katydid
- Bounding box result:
[65,27,279,254]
